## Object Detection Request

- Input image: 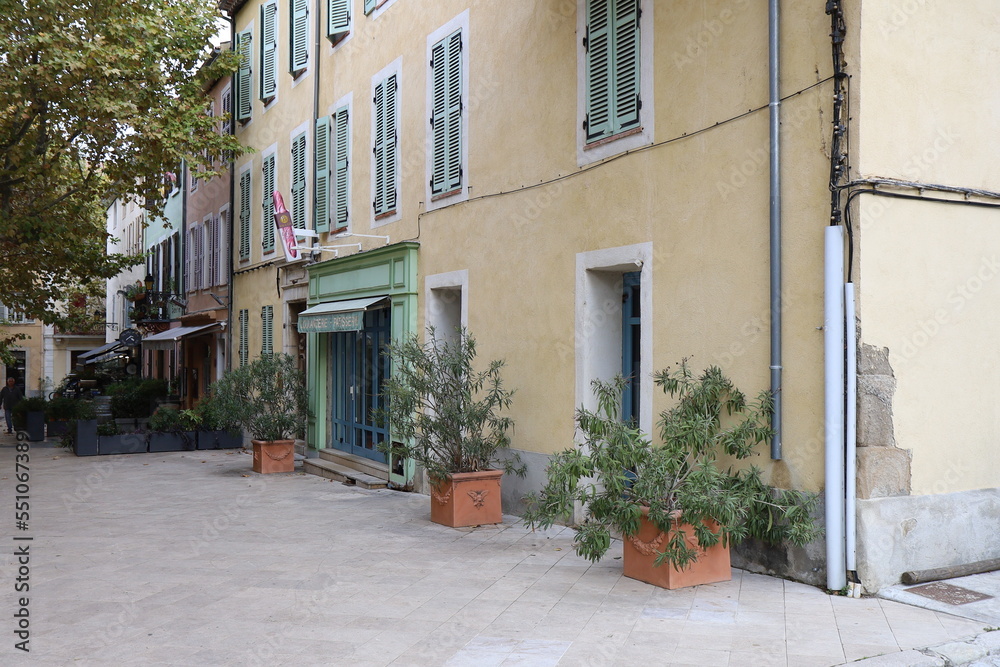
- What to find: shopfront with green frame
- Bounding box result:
[304,242,418,488]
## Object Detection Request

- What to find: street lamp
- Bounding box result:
[144,274,154,292]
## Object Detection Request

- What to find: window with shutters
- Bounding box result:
[216,206,229,286]
[577,0,652,164]
[236,29,253,123]
[259,1,278,103]
[207,214,219,289]
[289,0,308,76]
[291,131,307,230]
[364,0,394,17]
[239,309,249,367]
[327,0,350,45]
[261,153,276,252]
[221,84,232,135]
[238,167,252,260]
[261,305,274,358]
[314,115,331,232]
[427,15,468,207]
[372,66,399,220]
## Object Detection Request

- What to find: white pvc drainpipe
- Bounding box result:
[825,225,847,592]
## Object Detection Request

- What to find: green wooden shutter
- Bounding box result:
[262,154,275,251]
[290,0,309,73]
[383,74,397,212]
[430,31,463,195]
[291,132,307,229]
[262,305,274,357]
[364,0,376,15]
[328,0,350,42]
[239,170,251,259]
[260,1,278,100]
[373,79,386,214]
[314,116,331,233]
[334,107,350,230]
[613,0,640,133]
[239,309,249,367]
[236,30,253,122]
[585,0,612,141]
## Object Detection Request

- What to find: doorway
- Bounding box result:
[328,306,390,462]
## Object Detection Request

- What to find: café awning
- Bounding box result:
[78,340,122,362]
[297,296,387,333]
[141,323,221,350]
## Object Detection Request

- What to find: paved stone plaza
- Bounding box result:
[0,438,997,666]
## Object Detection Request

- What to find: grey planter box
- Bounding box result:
[74,420,99,457]
[48,420,71,438]
[149,431,197,452]
[197,430,243,450]
[26,411,46,442]
[99,432,148,455]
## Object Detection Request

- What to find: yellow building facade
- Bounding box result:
[220,0,1000,592]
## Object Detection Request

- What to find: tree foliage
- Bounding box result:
[0,0,242,323]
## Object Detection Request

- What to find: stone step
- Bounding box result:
[316,448,388,479]
[303,458,388,490]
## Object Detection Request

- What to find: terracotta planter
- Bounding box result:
[429,469,504,528]
[622,509,731,590]
[252,439,295,474]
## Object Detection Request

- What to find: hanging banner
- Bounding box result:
[273,191,299,262]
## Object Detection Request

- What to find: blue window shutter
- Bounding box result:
[364,0,376,15]
[613,0,640,133]
[291,132,307,229]
[290,0,309,73]
[261,305,273,357]
[259,1,278,100]
[239,309,249,367]
[236,30,253,122]
[430,39,447,194]
[334,106,350,230]
[328,0,350,42]
[315,116,331,233]
[585,0,613,142]
[262,154,275,251]
[239,170,252,259]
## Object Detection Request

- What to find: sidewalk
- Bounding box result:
[0,435,997,666]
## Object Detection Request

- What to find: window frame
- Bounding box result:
[259,0,278,104]
[371,59,401,225]
[576,0,653,167]
[425,11,469,211]
[328,0,351,45]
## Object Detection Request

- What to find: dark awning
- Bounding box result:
[298,297,387,333]
[78,341,122,362]
[141,324,221,350]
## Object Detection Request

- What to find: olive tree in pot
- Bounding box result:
[378,328,525,528]
[524,361,821,590]
[211,353,310,473]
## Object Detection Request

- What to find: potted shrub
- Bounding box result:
[46,396,79,437]
[194,395,242,450]
[123,281,146,302]
[107,378,165,432]
[524,361,821,590]
[147,407,198,452]
[12,397,47,441]
[211,353,310,473]
[69,400,98,456]
[97,420,147,455]
[378,328,525,528]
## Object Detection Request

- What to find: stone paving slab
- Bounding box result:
[0,437,995,666]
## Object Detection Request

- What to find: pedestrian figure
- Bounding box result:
[0,377,23,434]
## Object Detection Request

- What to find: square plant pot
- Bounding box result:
[48,420,70,438]
[622,510,731,590]
[197,430,243,450]
[26,411,46,442]
[251,440,295,473]
[99,433,148,455]
[73,420,99,457]
[429,469,504,528]
[149,431,197,452]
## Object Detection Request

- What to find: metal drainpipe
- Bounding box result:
[769,0,783,459]
[224,10,235,372]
